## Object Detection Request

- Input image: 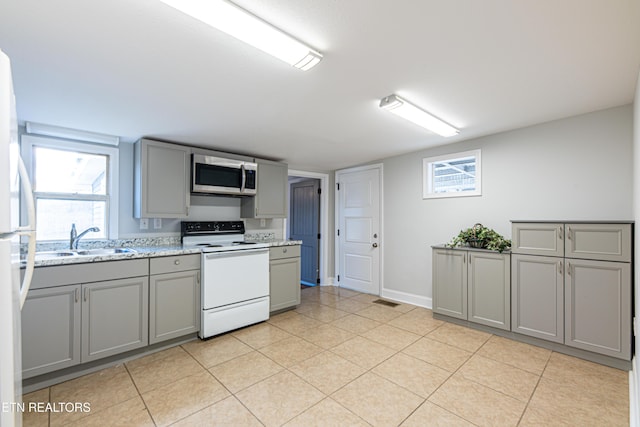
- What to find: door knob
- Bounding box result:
[372,243,378,248]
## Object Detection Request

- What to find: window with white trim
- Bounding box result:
[423,149,481,199]
[22,135,119,241]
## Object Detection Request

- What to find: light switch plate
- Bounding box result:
[154,218,162,229]
[140,218,149,230]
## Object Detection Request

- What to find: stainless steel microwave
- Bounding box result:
[192,154,257,196]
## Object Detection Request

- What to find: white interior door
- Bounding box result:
[336,166,381,295]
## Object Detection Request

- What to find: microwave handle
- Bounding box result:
[240,164,246,193]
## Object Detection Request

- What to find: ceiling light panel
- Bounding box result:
[159,0,322,70]
[379,94,459,137]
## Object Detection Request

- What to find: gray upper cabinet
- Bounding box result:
[432,249,467,320]
[511,254,564,343]
[149,254,201,344]
[269,245,301,313]
[21,285,81,379]
[134,138,190,218]
[241,159,288,218]
[81,277,149,363]
[512,222,564,257]
[565,223,631,262]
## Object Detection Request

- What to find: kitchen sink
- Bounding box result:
[33,248,136,260]
[75,248,137,256]
[34,251,77,260]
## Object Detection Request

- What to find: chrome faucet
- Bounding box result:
[70,224,100,249]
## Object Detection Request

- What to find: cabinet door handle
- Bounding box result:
[75,288,79,303]
[558,262,563,275]
[463,254,466,263]
[558,226,563,240]
[174,259,181,265]
[197,272,201,285]
[83,288,88,302]
[567,226,572,240]
[567,262,571,276]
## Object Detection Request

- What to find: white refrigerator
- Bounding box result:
[0,49,36,427]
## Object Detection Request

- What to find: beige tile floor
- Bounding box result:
[23,285,629,427]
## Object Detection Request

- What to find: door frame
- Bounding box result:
[286,170,330,286]
[334,163,384,294]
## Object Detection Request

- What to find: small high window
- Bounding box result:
[423,149,481,199]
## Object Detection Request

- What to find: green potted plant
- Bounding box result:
[447,223,511,252]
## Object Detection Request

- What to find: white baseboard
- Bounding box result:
[381,288,432,309]
[321,277,336,286]
[632,363,638,427]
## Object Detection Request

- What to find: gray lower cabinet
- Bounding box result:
[22,259,150,377]
[82,277,149,363]
[241,159,288,219]
[511,254,564,343]
[21,285,81,379]
[468,251,510,330]
[149,254,201,344]
[432,248,510,330]
[269,246,301,312]
[511,221,633,360]
[432,249,467,320]
[565,258,631,358]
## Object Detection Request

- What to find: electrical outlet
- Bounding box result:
[140,218,149,230]
[154,218,162,229]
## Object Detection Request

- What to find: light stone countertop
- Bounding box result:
[26,240,302,268]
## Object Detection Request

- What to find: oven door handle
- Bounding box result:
[205,248,269,260]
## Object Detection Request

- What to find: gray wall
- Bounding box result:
[379,104,633,306]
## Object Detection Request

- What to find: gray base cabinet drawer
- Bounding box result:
[21,285,81,379]
[269,245,301,261]
[565,223,631,262]
[512,223,564,256]
[150,254,201,275]
[150,270,200,344]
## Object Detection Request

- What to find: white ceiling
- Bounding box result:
[1,0,639,170]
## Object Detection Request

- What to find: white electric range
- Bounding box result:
[181,221,269,338]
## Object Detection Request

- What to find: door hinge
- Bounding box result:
[316,278,321,284]
[337,275,340,282]
[337,229,340,236]
[317,187,322,195]
[317,233,321,240]
[337,183,340,190]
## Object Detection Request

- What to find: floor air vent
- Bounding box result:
[372,299,399,308]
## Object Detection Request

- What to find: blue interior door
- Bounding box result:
[289,179,320,286]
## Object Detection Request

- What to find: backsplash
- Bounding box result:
[244,232,276,242]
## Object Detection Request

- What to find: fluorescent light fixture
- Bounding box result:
[159,0,323,71]
[25,122,120,146]
[379,94,459,137]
